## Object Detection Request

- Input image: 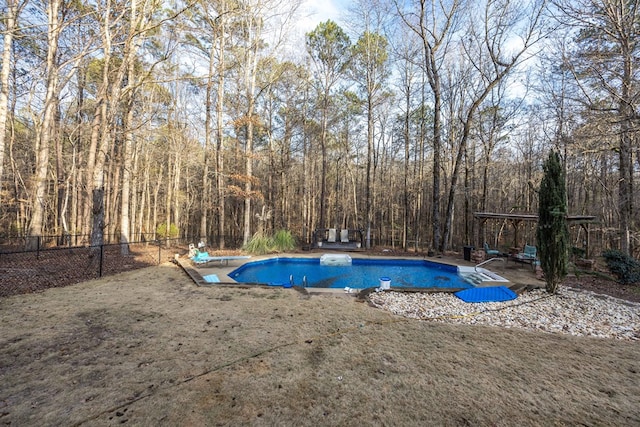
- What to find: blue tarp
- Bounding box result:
[454,286,517,303]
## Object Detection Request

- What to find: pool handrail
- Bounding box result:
[475,257,505,272]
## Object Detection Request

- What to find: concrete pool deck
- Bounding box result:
[177,251,545,295]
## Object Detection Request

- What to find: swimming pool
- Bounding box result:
[228,256,474,290]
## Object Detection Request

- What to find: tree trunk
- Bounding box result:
[365,98,374,248]
[216,5,226,248]
[241,12,261,246]
[243,114,254,245]
[319,96,328,230]
[0,0,19,196]
[120,100,135,255]
[201,21,216,243]
[89,0,142,246]
[83,0,115,242]
[106,135,120,241]
[403,74,411,251]
[91,187,105,247]
[28,0,62,249]
[431,81,442,252]
[173,149,181,239]
[55,104,66,240]
[618,40,634,254]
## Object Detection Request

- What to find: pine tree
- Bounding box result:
[537,151,569,293]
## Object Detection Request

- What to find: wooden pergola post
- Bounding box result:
[510,218,522,248]
[579,223,591,259]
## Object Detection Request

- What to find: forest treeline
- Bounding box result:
[0,0,638,256]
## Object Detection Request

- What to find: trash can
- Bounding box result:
[463,245,474,261]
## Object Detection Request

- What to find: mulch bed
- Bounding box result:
[562,275,640,303]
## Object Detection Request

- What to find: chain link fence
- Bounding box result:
[0,239,187,298]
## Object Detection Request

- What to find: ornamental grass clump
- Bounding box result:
[244,234,272,255]
[272,229,296,252]
[244,229,297,255]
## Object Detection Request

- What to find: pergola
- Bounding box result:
[473,212,598,258]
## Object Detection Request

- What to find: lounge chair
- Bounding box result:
[483,242,500,257]
[191,251,210,262]
[340,229,349,243]
[328,228,337,243]
[191,253,251,266]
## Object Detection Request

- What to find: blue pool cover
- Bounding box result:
[454,286,517,303]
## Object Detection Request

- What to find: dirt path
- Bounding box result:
[1,263,638,426]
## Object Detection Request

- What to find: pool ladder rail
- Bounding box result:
[290,274,308,287]
[475,257,505,272]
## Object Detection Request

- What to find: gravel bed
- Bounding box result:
[368,286,640,341]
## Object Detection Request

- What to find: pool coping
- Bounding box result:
[177,251,535,296]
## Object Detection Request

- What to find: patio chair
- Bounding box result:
[340,229,349,243]
[483,242,500,257]
[328,228,337,243]
[520,244,537,260]
[511,244,537,269]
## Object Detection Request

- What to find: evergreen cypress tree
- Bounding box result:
[537,151,569,293]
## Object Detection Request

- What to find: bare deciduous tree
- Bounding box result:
[554,0,640,254]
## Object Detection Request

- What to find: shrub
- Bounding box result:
[243,230,297,255]
[571,246,586,259]
[272,230,296,252]
[602,250,640,285]
[156,223,179,239]
[536,151,569,293]
[244,234,273,255]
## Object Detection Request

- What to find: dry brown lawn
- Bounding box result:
[1,263,638,426]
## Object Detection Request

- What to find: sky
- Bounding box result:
[277,0,352,60]
[298,0,350,32]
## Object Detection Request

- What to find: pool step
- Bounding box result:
[460,272,496,286]
[457,266,510,287]
[320,253,353,266]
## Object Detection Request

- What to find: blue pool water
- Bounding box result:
[228,257,472,290]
